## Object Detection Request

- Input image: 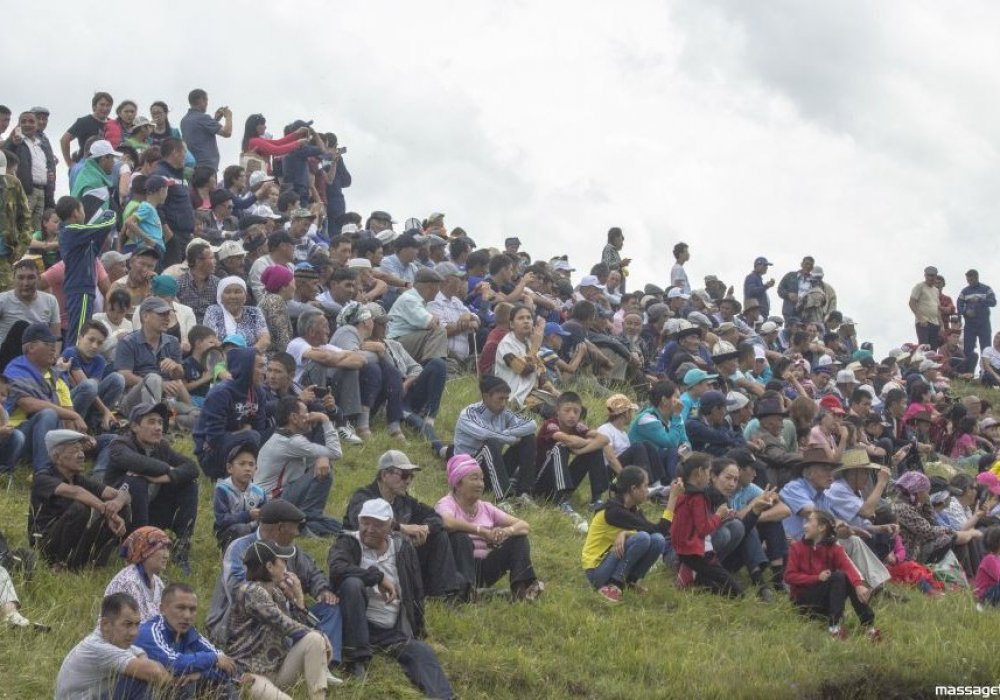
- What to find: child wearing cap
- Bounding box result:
[597,393,667,490]
[213,442,267,549]
[537,321,586,387]
[182,326,220,407]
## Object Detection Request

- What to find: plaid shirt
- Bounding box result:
[176,271,220,323]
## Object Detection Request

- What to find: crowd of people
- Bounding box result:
[3,92,1000,698]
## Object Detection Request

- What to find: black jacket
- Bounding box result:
[328,533,425,638]
[1,138,36,194]
[344,480,444,534]
[105,431,200,487]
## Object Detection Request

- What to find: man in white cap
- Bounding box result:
[70,139,121,222]
[344,450,469,601]
[329,498,454,697]
[30,429,131,569]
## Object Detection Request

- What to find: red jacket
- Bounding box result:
[784,539,862,600]
[671,488,721,556]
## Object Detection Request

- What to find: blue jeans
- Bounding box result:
[71,373,126,430]
[404,358,446,418]
[310,601,344,663]
[0,429,26,473]
[366,357,404,424]
[281,471,341,536]
[198,430,261,480]
[15,408,59,473]
[710,519,745,561]
[585,531,666,588]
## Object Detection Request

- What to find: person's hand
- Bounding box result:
[886,552,897,565]
[891,446,911,465]
[306,411,330,425]
[69,414,88,433]
[377,576,398,604]
[322,393,337,410]
[715,504,732,519]
[160,358,181,374]
[279,572,304,602]
[748,438,765,453]
[296,126,311,137]
[0,425,12,438]
[215,654,237,676]
[493,526,512,545]
[620,258,632,267]
[427,315,440,330]
[299,385,317,403]
[876,465,893,483]
[855,584,871,603]
[248,508,261,521]
[107,512,127,537]
[100,411,115,432]
[366,341,386,355]
[613,530,628,558]
[835,522,852,540]
[314,458,331,480]
[400,523,428,546]
[317,590,339,605]
[818,569,831,582]
[163,380,185,397]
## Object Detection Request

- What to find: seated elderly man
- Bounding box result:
[426,261,480,371]
[206,499,343,669]
[256,396,343,537]
[105,402,200,574]
[329,498,454,697]
[287,309,367,446]
[30,430,131,570]
[3,322,88,473]
[386,267,449,365]
[344,451,469,601]
[114,296,193,419]
[135,582,238,698]
[779,447,891,591]
[194,347,269,480]
[56,593,170,700]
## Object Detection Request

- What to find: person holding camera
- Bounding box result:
[255,396,343,537]
[180,88,232,171]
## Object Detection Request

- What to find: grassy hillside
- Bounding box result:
[1,376,999,699]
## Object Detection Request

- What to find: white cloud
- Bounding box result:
[3,0,999,352]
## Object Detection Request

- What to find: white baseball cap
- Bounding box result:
[89,140,122,158]
[358,498,394,522]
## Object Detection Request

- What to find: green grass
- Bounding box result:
[2,376,1000,698]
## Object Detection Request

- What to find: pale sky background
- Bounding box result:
[4,0,999,353]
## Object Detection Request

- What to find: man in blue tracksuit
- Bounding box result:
[56,196,115,346]
[957,269,996,364]
[194,347,270,479]
[135,582,238,698]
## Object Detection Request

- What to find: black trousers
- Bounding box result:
[416,529,471,599]
[448,532,537,590]
[678,553,743,598]
[338,577,454,699]
[535,445,608,503]
[122,475,198,540]
[39,501,129,569]
[475,438,537,499]
[794,570,874,626]
[618,442,666,484]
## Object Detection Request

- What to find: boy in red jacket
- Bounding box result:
[670,452,743,597]
[785,510,880,640]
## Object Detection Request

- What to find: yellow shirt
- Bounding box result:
[7,370,71,427]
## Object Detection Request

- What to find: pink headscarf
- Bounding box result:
[261,264,294,294]
[895,471,930,503]
[447,454,481,489]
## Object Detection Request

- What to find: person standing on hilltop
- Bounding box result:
[958,269,996,363]
[601,227,631,291]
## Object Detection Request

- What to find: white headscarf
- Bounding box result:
[217,276,247,336]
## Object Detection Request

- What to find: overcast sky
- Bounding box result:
[4,0,999,353]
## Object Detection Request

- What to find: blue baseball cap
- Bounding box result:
[754,256,773,266]
[222,334,247,348]
[544,322,570,337]
[683,368,718,388]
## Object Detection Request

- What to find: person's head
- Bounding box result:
[129,402,170,447]
[850,388,872,416]
[55,194,85,225]
[218,277,247,314]
[648,380,678,416]
[274,396,309,435]
[187,88,208,111]
[412,267,443,302]
[12,259,40,300]
[672,242,689,263]
[91,91,114,120]
[297,310,330,346]
[479,375,511,413]
[357,498,395,551]
[243,539,294,583]
[327,266,358,303]
[159,583,198,635]
[257,499,306,546]
[376,450,421,499]
[185,242,216,278]
[728,449,757,486]
[47,430,88,474]
[0,105,10,134]
[614,465,649,506]
[555,391,583,430]
[16,111,37,139]
[75,321,108,360]
[130,248,160,284]
[263,352,293,391]
[446,454,484,501]
[159,136,186,169]
[121,526,171,575]
[803,510,837,545]
[802,458,836,491]
[99,593,141,649]
[21,321,58,368]
[710,457,740,497]
[508,304,533,338]
[226,442,258,489]
[966,269,980,286]
[488,253,513,282]
[241,113,267,152]
[983,526,1000,556]
[607,226,624,250]
[681,452,712,488]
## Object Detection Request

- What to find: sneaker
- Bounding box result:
[828,625,849,640]
[515,493,537,508]
[675,564,696,589]
[976,603,985,613]
[757,584,775,603]
[522,579,545,601]
[597,584,623,603]
[647,484,670,500]
[326,671,344,685]
[865,628,883,643]
[625,581,649,595]
[4,610,30,628]
[559,502,589,533]
[589,499,606,511]
[338,424,364,445]
[345,660,368,680]
[495,500,516,515]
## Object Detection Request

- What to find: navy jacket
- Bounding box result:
[194,348,268,455]
[152,160,195,234]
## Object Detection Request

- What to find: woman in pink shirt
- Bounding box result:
[240,114,309,174]
[435,454,544,601]
[974,526,1000,607]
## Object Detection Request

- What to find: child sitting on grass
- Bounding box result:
[785,510,880,640]
[212,442,267,549]
[581,466,667,603]
[182,325,220,408]
[974,525,1000,610]
[671,452,743,597]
